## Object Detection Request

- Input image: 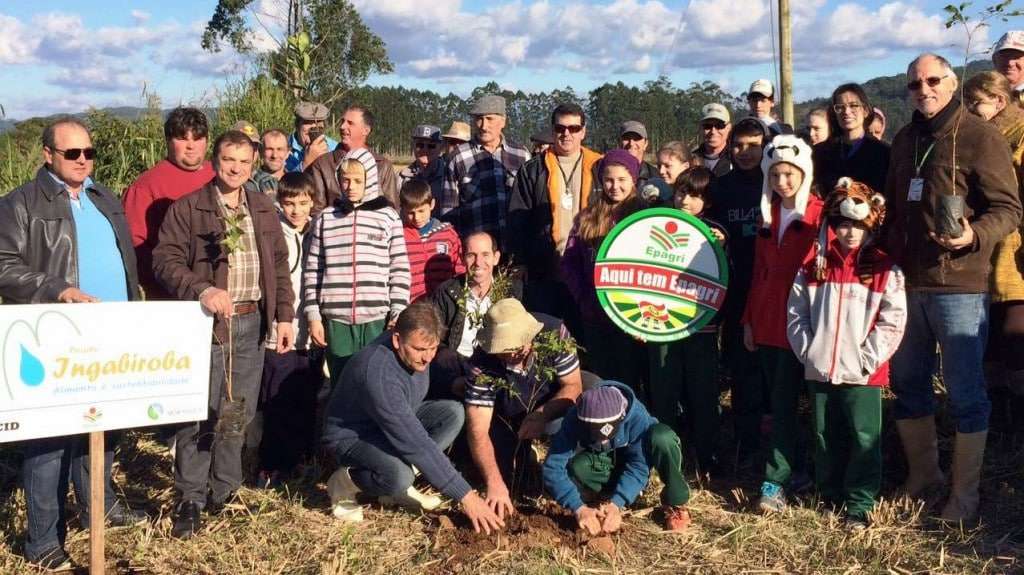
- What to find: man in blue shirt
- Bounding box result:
[0,118,144,571]
[286,101,338,173]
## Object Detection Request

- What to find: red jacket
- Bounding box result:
[403,219,465,301]
[742,196,824,349]
[122,159,215,299]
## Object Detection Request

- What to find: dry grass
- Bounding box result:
[2,398,1023,574]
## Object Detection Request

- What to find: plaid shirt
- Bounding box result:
[442,138,530,241]
[217,189,263,303]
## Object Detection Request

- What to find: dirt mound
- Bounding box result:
[428,507,616,572]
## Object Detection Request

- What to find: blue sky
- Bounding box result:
[0,0,1018,120]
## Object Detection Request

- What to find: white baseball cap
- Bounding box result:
[995,31,1024,53]
[749,79,774,99]
[700,103,731,123]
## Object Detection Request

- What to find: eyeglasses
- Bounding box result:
[553,124,584,135]
[906,75,948,92]
[51,147,96,161]
[701,120,727,131]
[832,103,863,113]
[414,142,439,150]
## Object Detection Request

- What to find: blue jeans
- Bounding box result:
[174,311,265,506]
[22,433,117,561]
[891,292,991,433]
[330,400,464,497]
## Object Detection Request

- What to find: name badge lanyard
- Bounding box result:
[557,154,582,210]
[914,137,938,178]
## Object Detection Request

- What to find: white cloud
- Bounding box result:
[0,14,37,64]
[49,63,145,92]
[350,0,979,81]
[131,10,150,24]
[825,2,969,52]
[688,0,766,39]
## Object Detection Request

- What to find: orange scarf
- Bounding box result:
[543,147,603,244]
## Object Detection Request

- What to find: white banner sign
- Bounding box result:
[0,301,212,443]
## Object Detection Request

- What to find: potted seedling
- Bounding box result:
[215,210,250,438]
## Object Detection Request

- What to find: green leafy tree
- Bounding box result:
[202,0,393,104]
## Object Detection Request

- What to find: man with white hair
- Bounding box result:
[886,52,1022,523]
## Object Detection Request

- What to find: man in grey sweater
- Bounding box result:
[322,301,504,533]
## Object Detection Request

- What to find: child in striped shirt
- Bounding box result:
[305,149,411,385]
[400,180,465,302]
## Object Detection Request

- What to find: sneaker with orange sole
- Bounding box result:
[663,505,691,531]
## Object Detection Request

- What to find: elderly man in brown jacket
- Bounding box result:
[886,53,1022,524]
[305,104,399,213]
[153,130,295,539]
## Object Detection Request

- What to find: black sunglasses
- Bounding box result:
[553,124,584,135]
[414,142,439,150]
[701,120,727,131]
[907,75,948,91]
[52,147,97,160]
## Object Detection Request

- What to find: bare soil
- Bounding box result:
[428,504,616,572]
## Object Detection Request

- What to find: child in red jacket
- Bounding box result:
[741,135,824,513]
[787,178,907,529]
[401,180,465,301]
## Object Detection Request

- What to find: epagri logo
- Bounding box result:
[594,208,729,342]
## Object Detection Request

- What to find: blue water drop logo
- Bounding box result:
[19,345,45,387]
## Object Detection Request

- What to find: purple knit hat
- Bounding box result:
[599,149,640,183]
[578,386,628,423]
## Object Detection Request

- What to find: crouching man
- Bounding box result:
[463,298,583,518]
[543,382,693,534]
[323,301,504,534]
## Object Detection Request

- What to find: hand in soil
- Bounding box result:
[461,490,505,534]
[575,505,603,536]
[485,482,516,519]
[598,502,622,534]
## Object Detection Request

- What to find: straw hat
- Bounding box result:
[442,121,471,143]
[476,299,544,354]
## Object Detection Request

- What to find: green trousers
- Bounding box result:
[569,423,690,506]
[759,346,805,486]
[325,319,385,387]
[809,381,882,520]
[647,333,720,469]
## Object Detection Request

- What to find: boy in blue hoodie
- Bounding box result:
[543,382,692,533]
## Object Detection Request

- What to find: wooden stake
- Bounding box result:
[778,0,794,126]
[89,431,105,575]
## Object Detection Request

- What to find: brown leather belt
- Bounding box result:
[232,301,259,315]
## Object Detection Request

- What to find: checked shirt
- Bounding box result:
[442,138,530,243]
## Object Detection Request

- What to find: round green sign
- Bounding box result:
[594,208,729,342]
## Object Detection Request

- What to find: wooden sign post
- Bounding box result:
[0,301,212,572]
[89,431,105,575]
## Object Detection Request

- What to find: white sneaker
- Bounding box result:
[331,500,364,522]
[327,467,364,522]
[380,485,443,511]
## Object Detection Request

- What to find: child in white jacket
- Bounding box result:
[787,177,907,529]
